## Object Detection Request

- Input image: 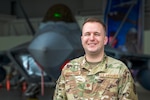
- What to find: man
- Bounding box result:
[53,17,138,100]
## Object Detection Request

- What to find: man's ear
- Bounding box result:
[81,35,82,42]
[104,36,108,45]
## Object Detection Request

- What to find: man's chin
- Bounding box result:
[88,48,97,52]
[87,50,98,54]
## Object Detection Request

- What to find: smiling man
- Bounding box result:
[53,17,138,100]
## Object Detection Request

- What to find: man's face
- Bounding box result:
[81,22,108,55]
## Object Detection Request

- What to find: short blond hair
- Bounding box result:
[82,17,106,32]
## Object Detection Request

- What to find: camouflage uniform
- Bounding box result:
[53,55,138,100]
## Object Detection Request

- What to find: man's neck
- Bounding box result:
[85,52,105,63]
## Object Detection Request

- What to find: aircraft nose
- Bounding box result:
[28,32,73,68]
[28,32,74,79]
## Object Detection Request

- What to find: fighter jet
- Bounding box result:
[6,3,84,99]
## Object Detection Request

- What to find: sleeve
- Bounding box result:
[53,69,67,100]
[118,65,138,100]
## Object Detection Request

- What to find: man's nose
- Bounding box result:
[89,34,95,40]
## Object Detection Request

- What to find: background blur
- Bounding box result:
[0,0,150,100]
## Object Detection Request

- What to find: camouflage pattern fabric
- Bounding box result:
[53,55,138,100]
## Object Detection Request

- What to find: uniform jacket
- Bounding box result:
[53,55,138,100]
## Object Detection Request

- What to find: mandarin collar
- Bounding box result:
[81,55,108,75]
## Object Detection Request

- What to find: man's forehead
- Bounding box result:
[83,23,103,30]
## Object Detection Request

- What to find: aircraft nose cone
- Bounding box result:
[27,23,84,80]
[28,32,72,69]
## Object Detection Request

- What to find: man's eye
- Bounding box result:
[84,33,90,36]
[95,33,100,36]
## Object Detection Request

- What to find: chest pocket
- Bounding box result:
[63,64,81,76]
[96,73,119,99]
